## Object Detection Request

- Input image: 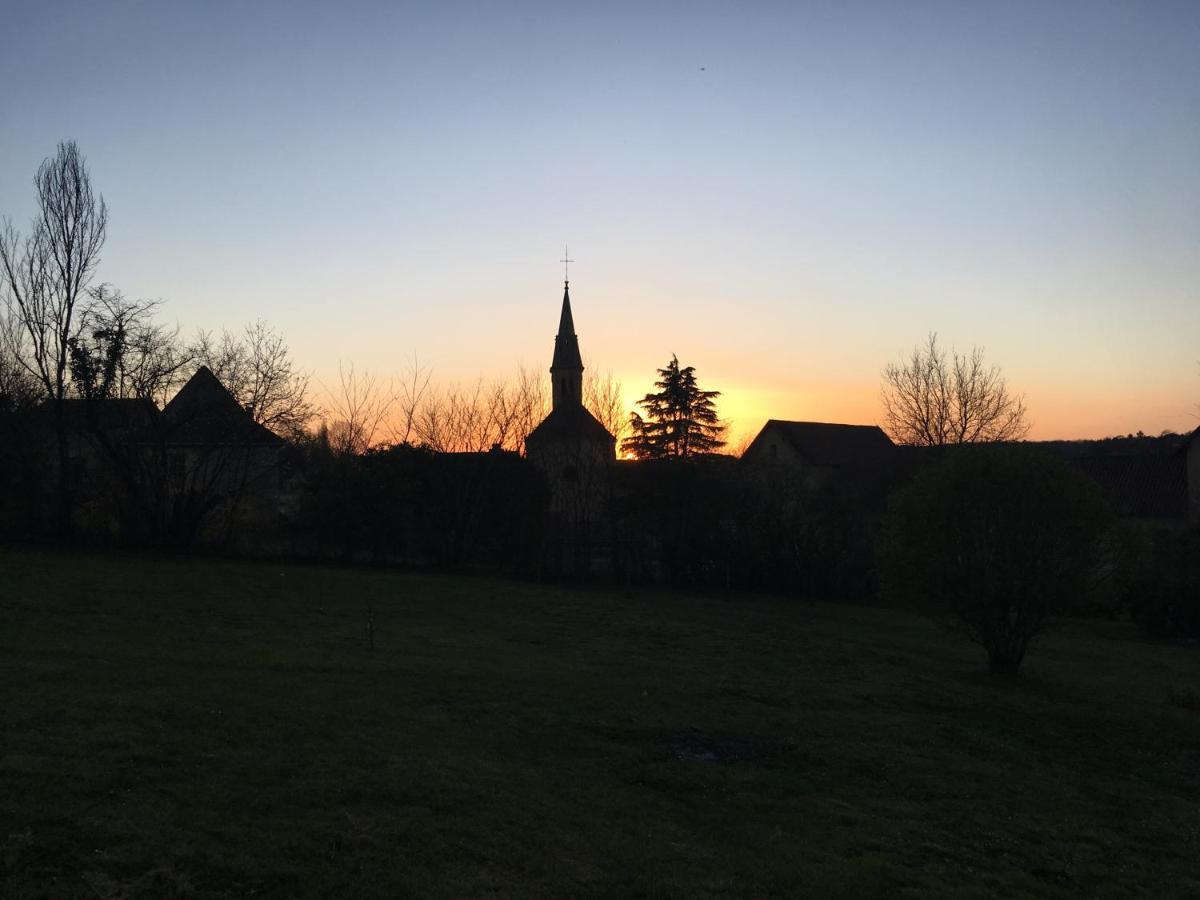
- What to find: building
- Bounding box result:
[15,366,289,547]
[157,365,289,546]
[741,419,898,508]
[525,279,616,568]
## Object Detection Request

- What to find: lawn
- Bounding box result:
[1,547,1197,898]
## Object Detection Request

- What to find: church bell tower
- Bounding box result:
[550,280,584,410]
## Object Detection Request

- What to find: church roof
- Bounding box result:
[550,282,583,371]
[750,420,896,466]
[162,366,284,446]
[526,403,615,447]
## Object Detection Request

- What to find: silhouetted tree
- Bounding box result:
[67,286,193,404]
[0,141,109,534]
[622,355,726,459]
[415,367,546,454]
[320,362,394,456]
[0,313,37,413]
[191,320,314,439]
[75,285,192,405]
[389,353,432,446]
[1118,525,1200,641]
[584,366,628,445]
[881,333,1029,446]
[0,141,108,404]
[882,443,1111,675]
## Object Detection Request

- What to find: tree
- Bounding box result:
[584,366,628,446]
[191,320,314,439]
[0,141,109,535]
[320,362,394,456]
[881,333,1030,446]
[0,141,108,404]
[881,444,1111,675]
[621,355,726,459]
[389,353,432,446]
[414,368,547,454]
[0,310,38,413]
[67,285,193,404]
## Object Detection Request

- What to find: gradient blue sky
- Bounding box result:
[3,1,1198,440]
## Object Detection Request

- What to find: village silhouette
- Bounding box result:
[2,138,1198,895]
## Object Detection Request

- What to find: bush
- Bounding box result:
[881,443,1112,675]
[1119,525,1200,641]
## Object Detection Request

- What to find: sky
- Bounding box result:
[2,0,1198,442]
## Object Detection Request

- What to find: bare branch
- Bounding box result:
[881,333,1030,446]
[0,142,107,402]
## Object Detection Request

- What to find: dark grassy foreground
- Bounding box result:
[1,548,1197,899]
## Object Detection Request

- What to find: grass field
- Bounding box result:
[1,547,1197,898]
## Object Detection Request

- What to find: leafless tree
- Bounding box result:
[584,366,628,445]
[191,320,315,439]
[320,363,394,455]
[389,353,432,446]
[416,378,493,454]
[0,141,108,404]
[498,366,549,452]
[0,142,110,534]
[69,284,193,405]
[725,429,756,458]
[415,368,548,454]
[0,309,37,411]
[881,333,1030,446]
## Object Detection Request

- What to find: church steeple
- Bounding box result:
[550,280,584,410]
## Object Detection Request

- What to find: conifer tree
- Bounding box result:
[622,355,725,459]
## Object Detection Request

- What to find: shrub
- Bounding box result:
[882,443,1112,675]
[1119,525,1200,641]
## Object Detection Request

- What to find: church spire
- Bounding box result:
[550,280,584,409]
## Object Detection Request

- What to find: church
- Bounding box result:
[525,278,616,559]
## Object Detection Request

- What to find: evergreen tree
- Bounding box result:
[622,355,726,459]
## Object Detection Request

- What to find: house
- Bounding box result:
[155,366,289,546]
[17,366,289,546]
[741,419,898,506]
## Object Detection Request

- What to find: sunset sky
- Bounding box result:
[2,1,1198,443]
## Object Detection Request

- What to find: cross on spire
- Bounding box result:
[560,245,574,283]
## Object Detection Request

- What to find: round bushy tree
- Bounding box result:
[882,444,1111,675]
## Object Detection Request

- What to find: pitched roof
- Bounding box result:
[161,366,283,446]
[550,282,583,371]
[526,403,615,447]
[751,420,895,466]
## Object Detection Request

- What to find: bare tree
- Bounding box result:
[881,333,1030,446]
[320,362,394,455]
[415,368,548,454]
[0,309,38,412]
[725,429,755,458]
[496,366,548,452]
[0,142,109,534]
[0,141,108,404]
[389,353,432,446]
[584,366,628,445]
[68,285,193,405]
[191,320,315,439]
